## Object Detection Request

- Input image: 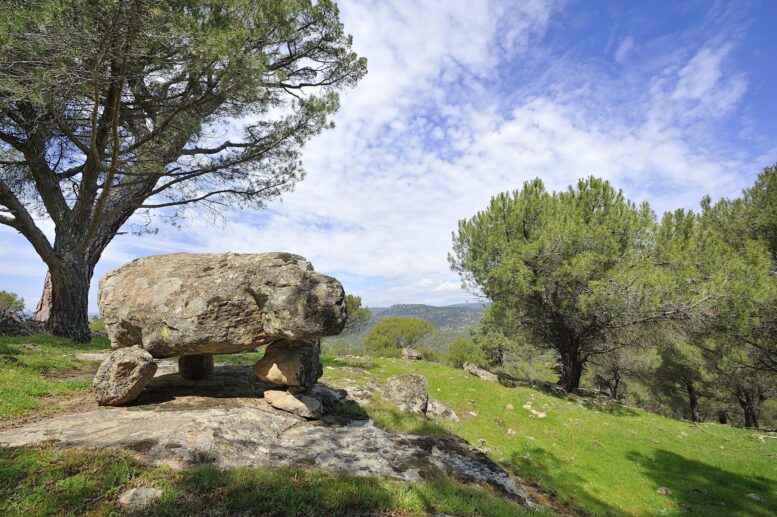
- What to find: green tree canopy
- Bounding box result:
[450,177,667,391]
[343,294,371,333]
[364,316,435,358]
[0,290,24,316]
[0,0,366,341]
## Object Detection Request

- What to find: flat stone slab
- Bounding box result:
[0,363,532,506]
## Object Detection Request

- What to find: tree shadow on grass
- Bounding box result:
[505,447,622,516]
[625,449,776,516]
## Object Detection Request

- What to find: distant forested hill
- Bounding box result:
[368,303,485,330]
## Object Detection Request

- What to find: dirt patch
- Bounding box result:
[41,364,99,380]
[0,390,98,431]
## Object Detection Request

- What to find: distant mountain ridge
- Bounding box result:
[368,303,485,330]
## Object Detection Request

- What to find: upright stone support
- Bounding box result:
[178,355,214,379]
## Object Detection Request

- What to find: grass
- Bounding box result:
[0,445,531,516]
[0,334,110,421]
[318,356,777,516]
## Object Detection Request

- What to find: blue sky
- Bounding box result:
[2,0,776,313]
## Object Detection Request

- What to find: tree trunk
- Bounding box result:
[735,386,762,429]
[46,259,92,343]
[743,404,759,429]
[558,350,583,392]
[686,379,700,423]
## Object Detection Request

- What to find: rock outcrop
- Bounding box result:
[93,346,157,405]
[93,252,346,406]
[463,362,499,382]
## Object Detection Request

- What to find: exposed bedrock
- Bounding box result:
[98,252,346,358]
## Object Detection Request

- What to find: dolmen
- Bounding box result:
[93,252,346,412]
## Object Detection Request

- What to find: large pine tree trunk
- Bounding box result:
[46,258,92,343]
[686,379,700,423]
[736,386,762,429]
[558,350,583,392]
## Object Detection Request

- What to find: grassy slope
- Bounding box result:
[0,336,528,516]
[320,357,777,517]
[1,335,774,516]
[0,335,109,421]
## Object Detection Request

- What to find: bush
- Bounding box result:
[0,291,24,316]
[448,339,486,369]
[364,317,435,357]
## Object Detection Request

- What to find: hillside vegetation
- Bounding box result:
[371,304,485,330]
[323,356,777,516]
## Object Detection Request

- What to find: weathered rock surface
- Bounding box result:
[93,347,157,405]
[98,252,346,358]
[178,354,214,380]
[264,389,322,419]
[385,374,428,414]
[253,340,322,389]
[463,362,499,382]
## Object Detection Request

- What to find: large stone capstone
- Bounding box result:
[98,252,346,358]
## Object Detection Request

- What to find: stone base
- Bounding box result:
[178,354,214,380]
[253,340,322,389]
[93,347,157,405]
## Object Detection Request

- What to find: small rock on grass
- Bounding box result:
[657,487,672,496]
[427,398,459,422]
[745,493,764,502]
[118,487,163,511]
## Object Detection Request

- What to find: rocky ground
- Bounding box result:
[0,353,533,507]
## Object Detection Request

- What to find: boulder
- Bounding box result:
[427,397,459,422]
[98,253,346,358]
[264,389,322,419]
[178,354,214,380]
[385,374,428,414]
[253,340,323,389]
[93,347,157,405]
[463,362,499,382]
[402,347,423,360]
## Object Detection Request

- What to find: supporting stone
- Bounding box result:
[178,354,214,380]
[253,340,322,389]
[93,346,157,405]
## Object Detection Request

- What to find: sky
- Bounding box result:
[2,0,777,313]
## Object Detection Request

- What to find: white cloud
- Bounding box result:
[0,0,768,313]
